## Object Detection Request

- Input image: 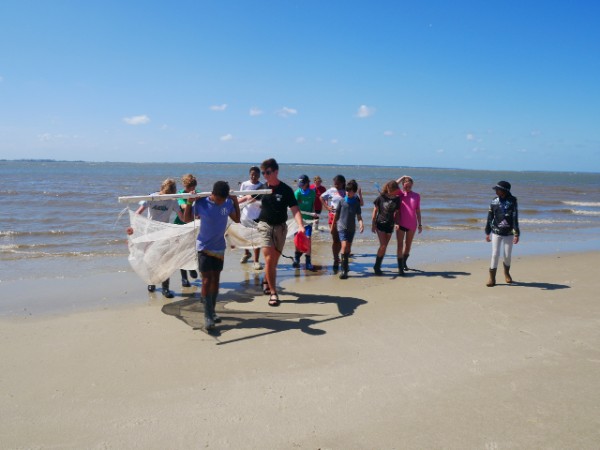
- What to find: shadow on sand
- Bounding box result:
[161,278,366,345]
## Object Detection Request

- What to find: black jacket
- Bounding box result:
[485,195,520,237]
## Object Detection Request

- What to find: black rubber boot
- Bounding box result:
[333,256,340,274]
[203,296,215,330]
[181,269,191,287]
[339,253,349,279]
[211,293,222,324]
[161,279,174,298]
[397,258,405,276]
[373,256,383,275]
[293,251,302,268]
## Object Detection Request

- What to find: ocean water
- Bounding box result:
[1,160,600,284]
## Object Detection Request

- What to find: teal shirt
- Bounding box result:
[295,188,316,220]
[174,189,187,225]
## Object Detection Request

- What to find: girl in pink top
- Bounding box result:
[395,175,422,271]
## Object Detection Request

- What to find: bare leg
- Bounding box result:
[262,246,280,295]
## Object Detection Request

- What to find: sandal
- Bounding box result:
[268,293,280,307]
[262,279,271,295]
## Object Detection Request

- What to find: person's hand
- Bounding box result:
[298,225,305,235]
[371,224,376,233]
[359,222,364,233]
[418,224,423,234]
[126,227,134,235]
[514,236,520,244]
[485,234,491,242]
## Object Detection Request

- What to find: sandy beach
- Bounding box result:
[2,251,600,449]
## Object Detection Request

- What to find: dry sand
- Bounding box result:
[2,252,600,449]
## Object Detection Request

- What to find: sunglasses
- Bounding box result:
[261,170,273,176]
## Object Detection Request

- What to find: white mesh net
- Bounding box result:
[127,210,315,284]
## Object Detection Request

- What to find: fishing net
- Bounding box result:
[127,210,315,284]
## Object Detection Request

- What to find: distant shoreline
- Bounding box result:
[3,159,598,175]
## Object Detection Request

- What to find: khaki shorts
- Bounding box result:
[257,221,288,253]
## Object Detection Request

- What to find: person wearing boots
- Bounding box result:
[372,180,401,275]
[127,178,185,299]
[395,175,422,272]
[332,180,364,279]
[485,180,520,287]
[292,174,316,270]
[183,181,241,331]
[174,173,199,287]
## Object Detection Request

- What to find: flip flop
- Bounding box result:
[268,293,280,307]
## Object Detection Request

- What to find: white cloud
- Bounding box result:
[383,130,394,136]
[220,134,233,141]
[530,130,541,137]
[466,133,475,141]
[331,139,339,144]
[295,137,306,144]
[210,104,228,111]
[277,106,297,118]
[123,115,150,125]
[356,105,375,118]
[0,75,4,82]
[249,107,263,116]
[437,148,445,153]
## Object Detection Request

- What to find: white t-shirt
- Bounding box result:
[320,187,345,212]
[240,180,264,222]
[140,193,180,223]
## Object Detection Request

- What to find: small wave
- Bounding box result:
[571,209,600,217]
[562,201,600,207]
[519,218,588,224]
[0,229,76,237]
[427,207,480,214]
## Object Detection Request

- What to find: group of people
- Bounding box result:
[128,158,520,331]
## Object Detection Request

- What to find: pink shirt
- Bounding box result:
[396,191,420,230]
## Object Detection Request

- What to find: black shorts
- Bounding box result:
[198,251,224,273]
[398,225,409,232]
[376,222,395,234]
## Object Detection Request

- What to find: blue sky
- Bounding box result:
[1,1,599,172]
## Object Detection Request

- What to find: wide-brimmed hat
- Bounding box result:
[494,181,511,192]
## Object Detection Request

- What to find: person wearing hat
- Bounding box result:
[485,181,520,287]
[292,174,316,270]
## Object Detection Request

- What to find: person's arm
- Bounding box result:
[183,199,196,223]
[128,203,146,234]
[485,204,493,242]
[416,206,422,234]
[174,203,185,223]
[332,205,341,230]
[229,195,241,223]
[290,205,305,235]
[320,191,332,212]
[357,214,364,233]
[357,186,364,206]
[513,199,520,244]
[371,205,378,233]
